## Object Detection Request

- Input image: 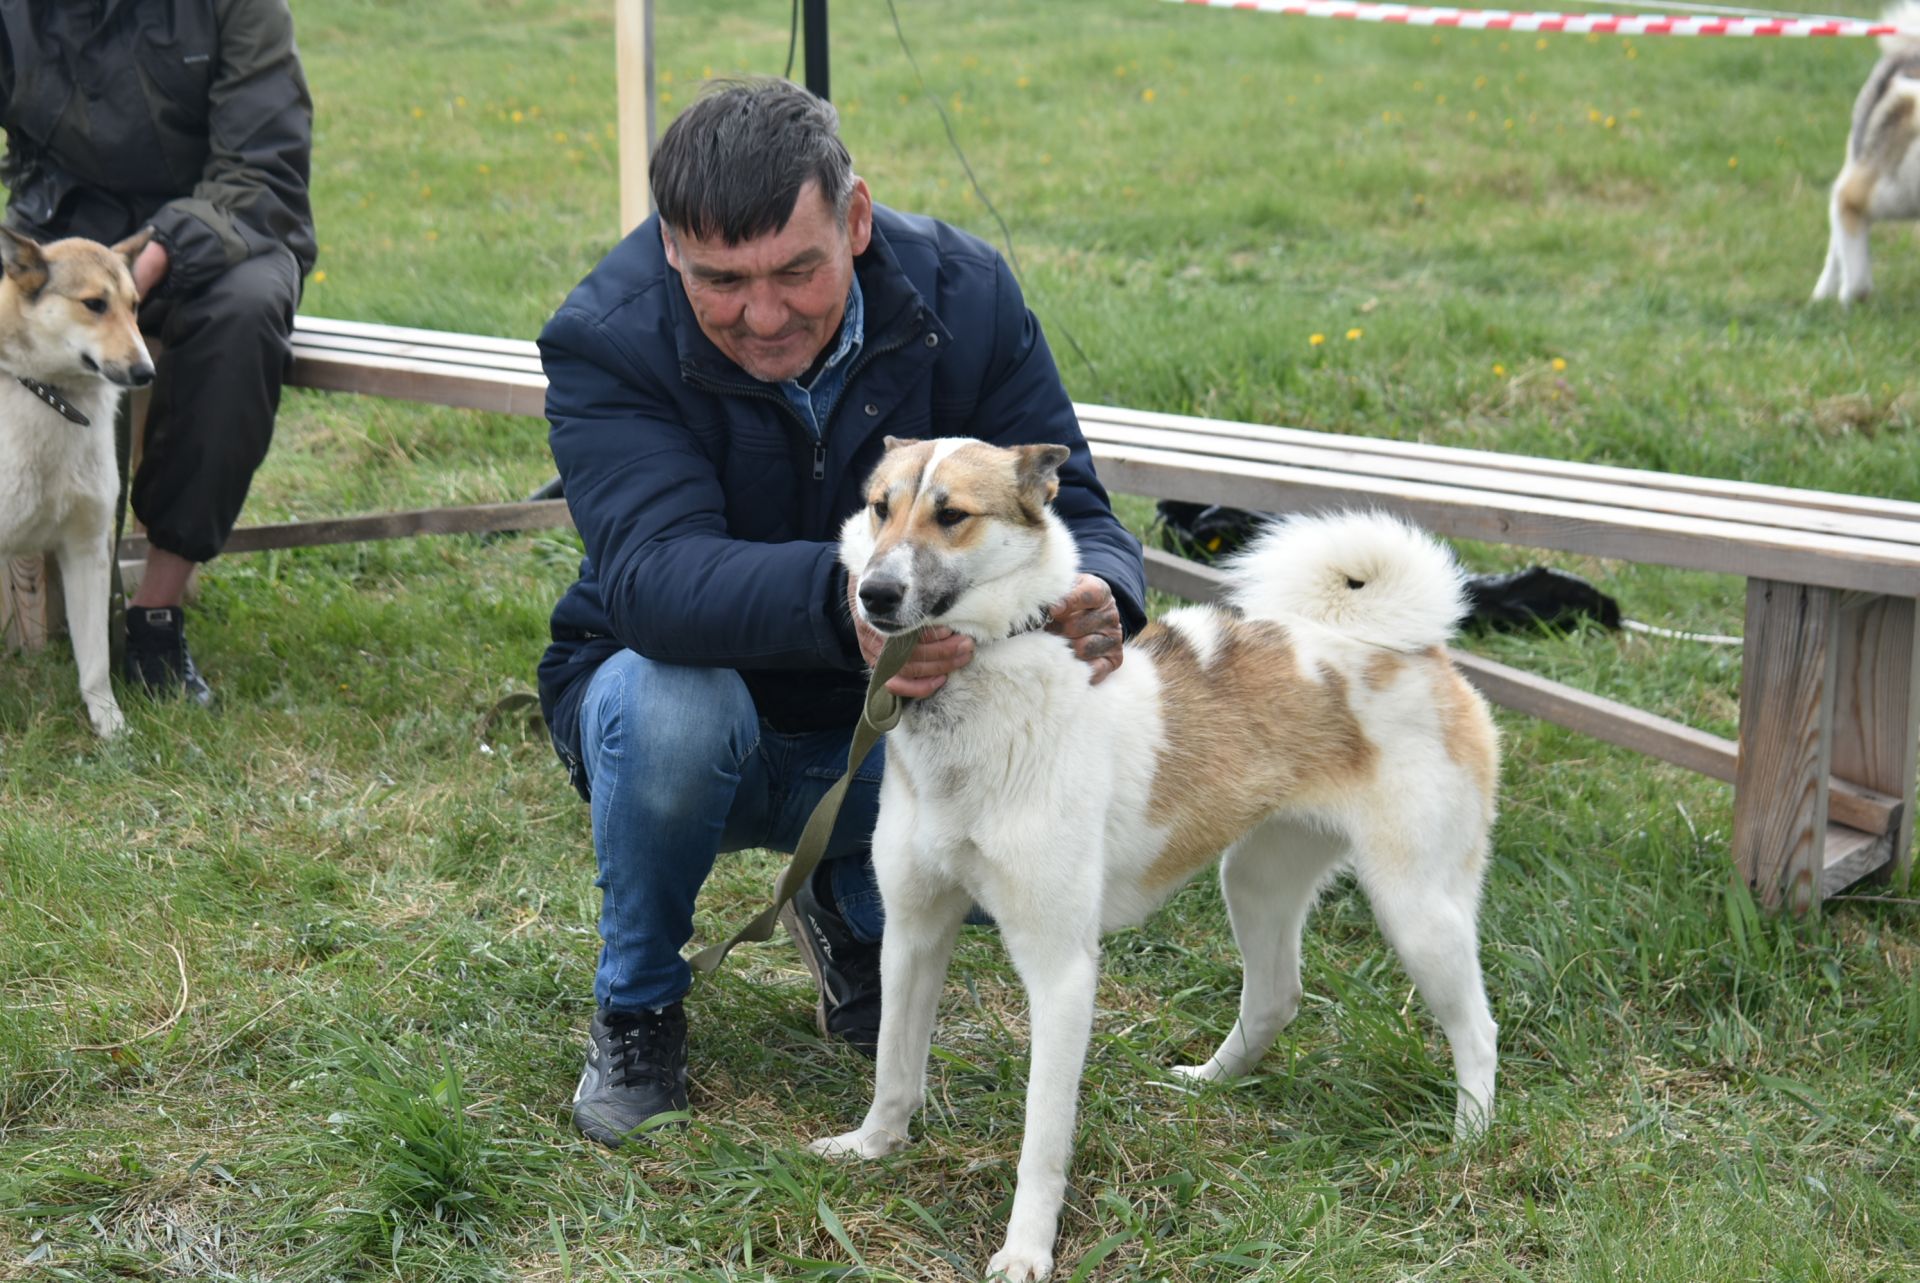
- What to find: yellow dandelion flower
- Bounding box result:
[1588,108,1601,123]
[1346,328,1363,341]
[1604,115,1616,129]
[511,109,524,123]
[1504,117,1515,130]
[1114,65,1127,77]
[1536,37,1548,50]
[1474,75,1488,90]
[426,229,439,242]
[419,184,432,198]
[476,163,491,174]
[1551,357,1567,371]
[1728,156,1739,168]
[1309,333,1326,347]
[1492,363,1507,376]
[312,269,327,283]
[1017,75,1030,88]
[553,131,568,143]
[898,92,911,105]
[1467,109,1479,123]
[1436,94,1447,106]
[661,70,675,85]
[660,91,673,106]
[1040,152,1052,165]
[1285,94,1297,106]
[455,96,468,108]
[702,65,713,79]
[1627,46,1638,59]
[410,105,424,119]
[1499,40,1510,51]
[1142,88,1155,102]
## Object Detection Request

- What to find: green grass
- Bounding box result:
[2,0,1919,1278]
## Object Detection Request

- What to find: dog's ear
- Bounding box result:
[110,226,156,270]
[1014,443,1071,505]
[0,226,47,297]
[882,435,924,452]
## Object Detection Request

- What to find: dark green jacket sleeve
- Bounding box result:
[147,0,314,294]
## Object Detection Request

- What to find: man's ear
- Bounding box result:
[1015,444,1071,504]
[0,226,47,297]
[110,226,155,269]
[882,435,924,452]
[846,178,873,257]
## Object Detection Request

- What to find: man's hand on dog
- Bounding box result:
[1044,573,1123,686]
[850,572,1121,697]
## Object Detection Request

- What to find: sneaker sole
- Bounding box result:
[779,901,834,1042]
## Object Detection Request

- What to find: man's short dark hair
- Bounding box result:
[650,78,855,245]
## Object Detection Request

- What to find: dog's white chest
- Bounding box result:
[0,381,119,555]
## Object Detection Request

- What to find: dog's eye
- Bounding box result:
[872,500,889,521]
[936,507,970,528]
[82,297,108,315]
[1346,577,1366,590]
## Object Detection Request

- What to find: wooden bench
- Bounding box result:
[13,316,1920,913]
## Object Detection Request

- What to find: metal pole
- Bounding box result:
[803,0,829,100]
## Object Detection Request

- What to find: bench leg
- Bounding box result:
[1733,579,1841,914]
[1,555,60,653]
[1829,594,1920,889]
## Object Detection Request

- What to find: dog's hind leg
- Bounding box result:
[1175,817,1344,1084]
[1830,168,1878,304]
[53,528,123,737]
[810,869,970,1161]
[1812,213,1846,302]
[1356,831,1497,1140]
[985,902,1102,1283]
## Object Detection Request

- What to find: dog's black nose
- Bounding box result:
[127,363,155,388]
[859,578,905,619]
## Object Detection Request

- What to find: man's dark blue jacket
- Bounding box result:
[537,205,1147,785]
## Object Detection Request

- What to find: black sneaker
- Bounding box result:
[123,606,213,707]
[571,1004,689,1148]
[780,868,882,1057]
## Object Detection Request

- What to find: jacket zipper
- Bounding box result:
[682,311,926,486]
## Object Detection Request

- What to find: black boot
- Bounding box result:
[781,866,883,1057]
[123,606,213,707]
[571,1004,690,1147]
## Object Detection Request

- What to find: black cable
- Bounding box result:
[783,0,799,80]
[882,0,1095,379]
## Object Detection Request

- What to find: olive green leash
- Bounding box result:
[687,627,922,975]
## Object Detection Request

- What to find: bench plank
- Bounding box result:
[1081,420,1920,548]
[1078,402,1920,525]
[117,500,572,559]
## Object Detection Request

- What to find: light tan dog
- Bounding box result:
[813,437,1500,1281]
[0,226,156,735]
[1812,4,1920,303]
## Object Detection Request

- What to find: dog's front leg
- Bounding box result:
[53,529,123,737]
[986,913,1101,1283]
[810,873,970,1160]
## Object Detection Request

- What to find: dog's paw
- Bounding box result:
[985,1243,1053,1281]
[1170,1060,1227,1085]
[87,701,126,738]
[807,1126,907,1161]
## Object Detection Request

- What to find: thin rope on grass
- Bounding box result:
[1172,0,1917,38]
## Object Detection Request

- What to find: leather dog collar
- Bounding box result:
[17,376,90,427]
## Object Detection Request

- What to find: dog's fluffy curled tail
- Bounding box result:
[1881,1,1920,56]
[1223,510,1467,652]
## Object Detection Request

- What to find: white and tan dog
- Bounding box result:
[812,437,1500,1282]
[1812,4,1920,303]
[0,225,156,736]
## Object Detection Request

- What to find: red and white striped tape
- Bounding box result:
[1175,0,1912,38]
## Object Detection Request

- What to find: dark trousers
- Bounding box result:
[132,246,302,564]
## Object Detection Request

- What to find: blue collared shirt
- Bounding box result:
[776,275,864,444]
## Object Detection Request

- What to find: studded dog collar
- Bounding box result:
[16,376,90,427]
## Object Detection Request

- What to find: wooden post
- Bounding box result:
[1830,594,1920,886]
[0,555,58,652]
[615,0,656,236]
[1733,579,1842,914]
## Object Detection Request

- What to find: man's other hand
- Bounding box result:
[1045,573,1123,685]
[131,240,169,298]
[850,581,975,698]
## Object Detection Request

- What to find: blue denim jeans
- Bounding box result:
[576,648,888,1012]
